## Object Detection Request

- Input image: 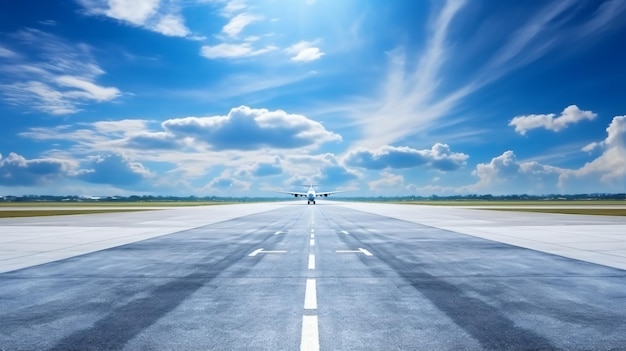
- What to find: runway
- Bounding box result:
[1,202,626,350]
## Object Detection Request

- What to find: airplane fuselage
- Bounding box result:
[307,188,316,204]
[276,184,343,205]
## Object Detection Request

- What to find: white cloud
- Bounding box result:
[467,117,626,194]
[469,150,565,194]
[0,152,71,186]
[105,0,160,25]
[222,13,261,37]
[0,29,121,115]
[55,75,120,101]
[286,40,325,62]
[200,43,277,59]
[76,0,192,38]
[153,14,191,37]
[162,105,341,150]
[345,143,468,171]
[343,0,471,148]
[221,0,249,16]
[509,105,597,135]
[74,154,152,186]
[561,115,626,185]
[338,0,624,148]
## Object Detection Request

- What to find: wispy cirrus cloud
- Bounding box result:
[345,0,626,148]
[200,1,275,60]
[222,13,262,38]
[200,42,277,59]
[0,28,121,115]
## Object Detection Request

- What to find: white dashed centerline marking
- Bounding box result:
[308,254,315,270]
[301,315,319,351]
[310,239,315,246]
[304,279,317,310]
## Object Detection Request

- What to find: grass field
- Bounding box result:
[0,209,152,218]
[480,208,626,216]
[0,201,234,207]
[0,201,235,218]
[394,200,626,206]
[395,200,626,216]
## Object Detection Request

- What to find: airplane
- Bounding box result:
[275,184,344,205]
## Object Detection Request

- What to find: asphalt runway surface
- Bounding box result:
[1,203,626,350]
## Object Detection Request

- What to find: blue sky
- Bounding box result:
[1,0,625,197]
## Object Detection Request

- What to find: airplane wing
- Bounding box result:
[315,190,345,197]
[273,191,309,197]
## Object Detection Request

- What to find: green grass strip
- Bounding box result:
[0,201,235,207]
[0,209,152,218]
[395,200,626,206]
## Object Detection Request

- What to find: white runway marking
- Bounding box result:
[274,231,284,235]
[300,315,319,351]
[310,234,314,239]
[310,239,315,246]
[304,279,317,309]
[248,248,288,257]
[341,230,350,235]
[359,248,373,256]
[308,254,315,270]
[311,228,315,233]
[249,248,263,257]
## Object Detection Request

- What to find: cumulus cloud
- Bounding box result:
[469,150,565,194]
[76,0,191,37]
[561,115,626,185]
[104,0,159,25]
[74,154,152,186]
[0,152,70,186]
[509,105,597,135]
[0,28,121,115]
[286,40,325,62]
[345,143,468,171]
[162,105,341,150]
